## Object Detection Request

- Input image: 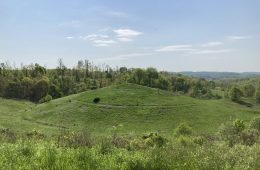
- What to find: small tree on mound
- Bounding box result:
[93,97,101,103]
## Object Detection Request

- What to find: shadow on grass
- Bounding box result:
[236,100,253,107]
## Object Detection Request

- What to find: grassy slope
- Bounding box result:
[0,98,57,133]
[26,84,260,135]
[1,83,260,136]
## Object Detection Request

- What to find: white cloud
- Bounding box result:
[156,43,233,56]
[114,29,143,42]
[93,39,117,47]
[190,49,233,55]
[156,45,194,52]
[201,41,223,47]
[79,34,109,41]
[69,28,143,47]
[227,36,252,40]
[114,29,143,37]
[66,36,74,39]
[79,34,116,47]
[117,37,133,42]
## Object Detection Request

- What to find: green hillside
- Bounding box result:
[1,83,260,136]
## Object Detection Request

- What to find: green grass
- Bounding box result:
[1,83,260,136]
[1,139,260,170]
[0,98,64,134]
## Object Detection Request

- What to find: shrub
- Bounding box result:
[243,84,256,97]
[31,77,50,102]
[218,120,249,147]
[39,95,52,103]
[256,90,260,104]
[93,97,101,103]
[192,136,205,146]
[176,135,193,146]
[218,123,239,147]
[90,86,97,90]
[129,138,149,150]
[249,117,260,131]
[144,133,166,147]
[0,128,17,143]
[230,87,243,102]
[175,123,192,136]
[240,129,259,146]
[49,84,62,99]
[111,134,130,149]
[224,90,230,99]
[233,119,245,133]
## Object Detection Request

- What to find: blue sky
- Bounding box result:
[1,0,260,72]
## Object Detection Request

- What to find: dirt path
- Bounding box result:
[82,102,198,109]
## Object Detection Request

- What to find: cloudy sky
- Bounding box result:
[1,0,260,72]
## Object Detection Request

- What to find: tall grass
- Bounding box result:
[0,119,260,170]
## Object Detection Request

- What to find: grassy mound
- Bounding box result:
[26,84,260,135]
[1,83,260,136]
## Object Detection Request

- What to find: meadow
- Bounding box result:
[1,83,260,169]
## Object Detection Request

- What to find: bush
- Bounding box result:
[256,90,260,104]
[243,84,256,97]
[249,117,260,131]
[192,136,205,146]
[175,123,192,136]
[93,97,101,103]
[176,135,193,146]
[111,134,130,149]
[230,87,243,102]
[218,123,239,147]
[233,119,245,133]
[240,129,259,146]
[31,77,50,102]
[143,133,166,147]
[4,81,22,99]
[39,95,52,103]
[0,128,17,143]
[49,84,62,99]
[129,138,147,150]
[218,119,254,147]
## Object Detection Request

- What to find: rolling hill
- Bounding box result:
[180,71,260,80]
[1,83,260,136]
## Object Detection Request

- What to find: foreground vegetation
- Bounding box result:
[1,117,260,170]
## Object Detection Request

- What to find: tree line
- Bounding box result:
[0,59,222,103]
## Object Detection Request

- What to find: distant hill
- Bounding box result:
[179,72,260,80]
